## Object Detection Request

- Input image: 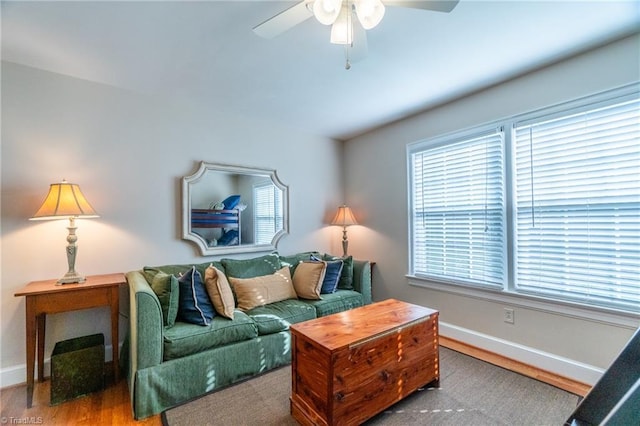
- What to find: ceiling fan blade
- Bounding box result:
[253,1,314,39]
[383,0,460,13]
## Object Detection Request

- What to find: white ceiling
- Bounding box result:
[2,1,639,140]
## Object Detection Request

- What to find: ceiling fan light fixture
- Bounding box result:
[330,3,354,45]
[313,0,343,25]
[354,0,385,30]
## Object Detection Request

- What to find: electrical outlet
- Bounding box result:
[503,308,515,324]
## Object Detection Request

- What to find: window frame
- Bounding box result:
[407,83,640,321]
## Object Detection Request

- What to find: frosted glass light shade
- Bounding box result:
[330,3,354,45]
[354,0,385,30]
[313,0,342,25]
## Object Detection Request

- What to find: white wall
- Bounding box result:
[0,62,345,386]
[344,34,640,384]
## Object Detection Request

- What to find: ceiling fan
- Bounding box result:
[253,0,459,68]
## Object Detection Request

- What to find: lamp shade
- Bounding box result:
[331,205,358,227]
[30,181,99,220]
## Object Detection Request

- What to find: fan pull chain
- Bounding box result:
[344,46,352,70]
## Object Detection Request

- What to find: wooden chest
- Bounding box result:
[290,299,439,426]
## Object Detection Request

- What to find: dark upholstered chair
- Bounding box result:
[565,327,640,425]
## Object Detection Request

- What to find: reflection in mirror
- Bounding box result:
[182,162,289,255]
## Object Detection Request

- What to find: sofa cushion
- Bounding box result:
[144,270,179,328]
[177,266,216,326]
[204,266,235,319]
[323,254,354,290]
[221,253,281,278]
[163,311,258,360]
[245,300,317,335]
[229,267,297,311]
[292,261,326,300]
[303,290,364,317]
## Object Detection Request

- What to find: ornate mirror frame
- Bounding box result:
[182,161,289,256]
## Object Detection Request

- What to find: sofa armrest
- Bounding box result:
[127,271,164,375]
[352,260,372,305]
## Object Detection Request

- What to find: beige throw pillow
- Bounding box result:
[292,261,326,300]
[204,265,235,319]
[228,266,297,312]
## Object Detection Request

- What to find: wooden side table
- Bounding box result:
[14,273,126,408]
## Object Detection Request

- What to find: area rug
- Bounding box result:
[162,347,579,425]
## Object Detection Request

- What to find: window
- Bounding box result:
[408,84,640,313]
[513,95,640,311]
[254,183,283,244]
[409,128,506,288]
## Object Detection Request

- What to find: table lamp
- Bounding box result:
[30,180,99,284]
[331,204,358,257]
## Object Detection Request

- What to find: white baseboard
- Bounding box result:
[0,363,34,389]
[440,322,605,386]
[0,344,115,389]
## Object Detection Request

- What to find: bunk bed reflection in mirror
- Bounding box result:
[182,162,289,255]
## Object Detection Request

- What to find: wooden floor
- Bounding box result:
[0,341,591,425]
[440,336,592,397]
[0,367,161,426]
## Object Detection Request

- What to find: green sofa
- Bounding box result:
[125,252,372,419]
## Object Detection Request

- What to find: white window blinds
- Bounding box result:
[410,129,506,288]
[513,96,640,311]
[254,183,283,244]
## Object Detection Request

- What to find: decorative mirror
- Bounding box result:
[182,162,289,255]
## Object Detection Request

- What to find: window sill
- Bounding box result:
[407,275,640,329]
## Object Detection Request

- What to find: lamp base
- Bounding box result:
[57,273,86,285]
[57,217,86,285]
[341,227,349,257]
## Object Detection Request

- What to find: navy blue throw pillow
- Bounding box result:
[218,229,239,246]
[312,255,343,294]
[177,266,216,326]
[222,195,241,210]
